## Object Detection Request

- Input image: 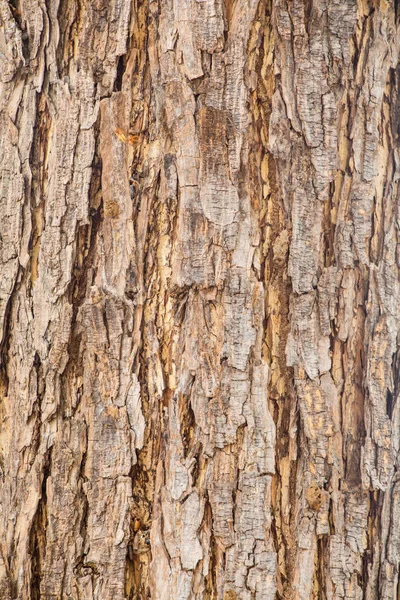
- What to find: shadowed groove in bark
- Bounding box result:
[29,448,51,600]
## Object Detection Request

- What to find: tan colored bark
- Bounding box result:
[0,1,400,599]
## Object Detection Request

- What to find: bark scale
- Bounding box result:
[0,1,399,599]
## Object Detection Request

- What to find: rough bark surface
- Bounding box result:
[0,1,399,599]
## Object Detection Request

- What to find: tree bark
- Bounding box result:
[0,0,400,599]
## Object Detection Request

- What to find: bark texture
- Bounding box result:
[0,0,400,599]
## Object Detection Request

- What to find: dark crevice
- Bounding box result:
[114,54,125,92]
[316,537,328,600]
[8,0,23,31]
[391,349,400,421]
[78,495,89,555]
[363,490,381,598]
[390,67,400,140]
[178,382,196,459]
[76,484,89,563]
[0,276,17,394]
[29,448,52,600]
[101,305,110,347]
[323,180,336,268]
[127,455,153,600]
[386,389,394,419]
[126,335,157,600]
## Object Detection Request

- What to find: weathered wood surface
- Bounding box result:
[0,0,399,598]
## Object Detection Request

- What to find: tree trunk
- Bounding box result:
[1,0,399,598]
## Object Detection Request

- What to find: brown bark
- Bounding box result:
[0,0,400,599]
